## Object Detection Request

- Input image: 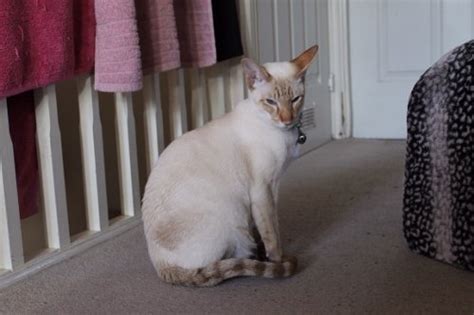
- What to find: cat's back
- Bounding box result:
[143,109,248,201]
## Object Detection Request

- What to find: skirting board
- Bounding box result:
[0,215,142,290]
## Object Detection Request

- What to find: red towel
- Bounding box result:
[0,0,96,98]
[73,0,96,75]
[3,0,95,219]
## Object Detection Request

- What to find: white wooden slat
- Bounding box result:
[143,74,165,173]
[35,86,70,249]
[185,69,204,129]
[206,65,226,119]
[76,76,109,231]
[200,70,211,124]
[0,99,24,270]
[272,0,280,61]
[275,0,292,61]
[256,0,275,63]
[177,70,188,134]
[223,62,233,113]
[114,92,141,217]
[166,70,187,140]
[289,0,305,58]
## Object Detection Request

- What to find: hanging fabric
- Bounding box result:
[95,0,218,92]
[211,0,244,62]
[94,0,142,92]
[1,0,95,219]
[0,0,96,98]
[173,0,216,68]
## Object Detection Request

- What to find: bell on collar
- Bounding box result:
[297,128,306,144]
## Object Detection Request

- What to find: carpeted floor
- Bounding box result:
[1,140,473,314]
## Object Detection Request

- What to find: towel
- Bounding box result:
[0,0,96,98]
[97,0,217,90]
[2,0,95,219]
[7,91,39,220]
[94,0,143,91]
[74,0,96,74]
[135,0,181,73]
[211,0,244,61]
[173,0,217,68]
[137,0,216,73]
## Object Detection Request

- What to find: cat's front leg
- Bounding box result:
[250,184,282,262]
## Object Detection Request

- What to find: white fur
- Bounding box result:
[263,61,298,79]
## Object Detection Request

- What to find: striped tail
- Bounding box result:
[159,256,298,287]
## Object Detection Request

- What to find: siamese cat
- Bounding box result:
[142,45,319,286]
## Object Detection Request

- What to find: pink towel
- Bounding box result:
[174,0,217,68]
[136,0,216,73]
[0,0,96,98]
[135,0,181,73]
[94,0,143,92]
[96,0,217,90]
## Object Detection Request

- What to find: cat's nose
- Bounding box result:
[279,112,293,125]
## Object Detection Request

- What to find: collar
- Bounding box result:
[289,118,307,145]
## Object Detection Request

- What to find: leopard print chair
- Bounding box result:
[403,40,473,271]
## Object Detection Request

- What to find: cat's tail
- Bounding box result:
[158,256,298,287]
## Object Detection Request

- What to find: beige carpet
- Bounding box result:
[1,140,473,314]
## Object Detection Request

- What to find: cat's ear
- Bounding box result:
[241,58,272,90]
[291,45,319,78]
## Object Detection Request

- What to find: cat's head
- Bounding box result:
[241,45,319,128]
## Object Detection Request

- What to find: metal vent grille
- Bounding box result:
[301,107,316,130]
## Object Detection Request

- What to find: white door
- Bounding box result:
[349,0,474,138]
[254,0,332,152]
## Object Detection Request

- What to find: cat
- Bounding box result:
[142,45,319,286]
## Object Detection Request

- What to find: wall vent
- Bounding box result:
[301,107,316,130]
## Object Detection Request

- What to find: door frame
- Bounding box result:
[328,0,352,139]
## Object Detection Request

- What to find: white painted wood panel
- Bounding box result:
[34,86,70,249]
[114,92,140,217]
[143,74,165,173]
[166,70,187,139]
[350,0,474,138]
[185,69,205,129]
[256,1,276,63]
[275,0,292,61]
[0,99,24,270]
[76,76,109,231]
[206,65,226,119]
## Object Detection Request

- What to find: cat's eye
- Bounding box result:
[291,95,302,103]
[265,98,278,106]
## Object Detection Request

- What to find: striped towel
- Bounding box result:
[94,0,143,92]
